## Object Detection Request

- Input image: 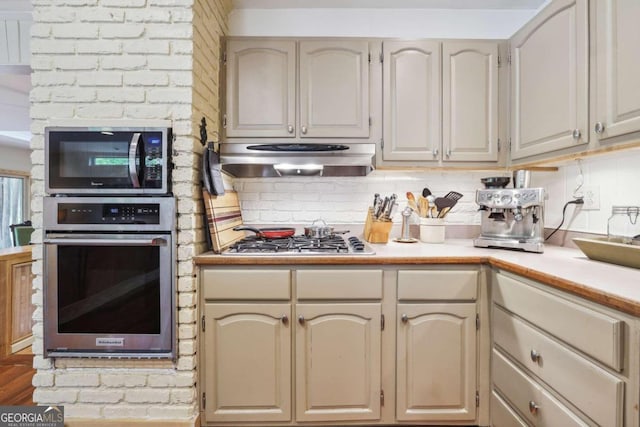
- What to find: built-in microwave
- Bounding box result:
[45,126,172,195]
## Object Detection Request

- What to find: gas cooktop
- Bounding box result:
[222,234,375,256]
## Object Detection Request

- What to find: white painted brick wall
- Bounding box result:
[30,0,232,422]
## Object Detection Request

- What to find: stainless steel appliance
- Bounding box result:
[45,126,172,195]
[219,143,375,177]
[43,196,176,358]
[474,187,546,253]
[222,233,375,256]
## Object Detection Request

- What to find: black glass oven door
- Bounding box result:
[44,234,173,357]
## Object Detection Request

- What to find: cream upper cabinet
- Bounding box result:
[203,303,291,423]
[299,40,370,138]
[443,41,499,162]
[593,0,640,142]
[396,303,477,422]
[295,303,381,423]
[383,40,441,162]
[510,0,589,160]
[225,40,296,138]
[225,39,370,139]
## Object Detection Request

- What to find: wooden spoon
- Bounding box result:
[406,192,418,213]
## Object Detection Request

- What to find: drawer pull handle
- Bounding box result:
[401,314,409,323]
[298,315,305,325]
[530,349,541,363]
[529,400,539,415]
[281,315,289,325]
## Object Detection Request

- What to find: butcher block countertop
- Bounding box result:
[194,239,640,317]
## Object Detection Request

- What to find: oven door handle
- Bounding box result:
[128,132,142,188]
[44,237,168,246]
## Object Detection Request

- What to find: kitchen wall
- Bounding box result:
[29,0,230,423]
[0,145,30,173]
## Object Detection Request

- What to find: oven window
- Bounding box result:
[57,245,161,334]
[59,140,131,178]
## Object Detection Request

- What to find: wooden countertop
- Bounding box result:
[0,246,32,261]
[194,239,640,317]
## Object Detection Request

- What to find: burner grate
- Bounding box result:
[226,234,372,255]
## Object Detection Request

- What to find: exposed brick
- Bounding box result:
[170,388,194,404]
[52,24,99,39]
[77,72,123,86]
[101,373,147,388]
[32,372,55,387]
[33,389,78,404]
[101,0,146,6]
[64,404,103,418]
[103,405,147,418]
[31,40,76,54]
[76,40,123,54]
[124,105,171,119]
[124,389,170,404]
[100,24,145,39]
[97,88,145,102]
[125,9,172,23]
[147,24,192,39]
[147,405,195,419]
[122,40,170,55]
[123,71,169,86]
[101,55,146,70]
[53,56,99,71]
[78,389,123,403]
[75,104,124,118]
[32,73,76,86]
[76,8,125,22]
[56,373,100,387]
[51,88,97,103]
[33,9,76,23]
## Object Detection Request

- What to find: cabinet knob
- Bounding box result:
[572,129,581,140]
[530,349,541,363]
[401,314,409,323]
[445,148,451,158]
[432,148,439,157]
[594,122,605,134]
[301,126,308,135]
[528,400,539,415]
[298,315,305,325]
[287,125,294,134]
[281,315,289,325]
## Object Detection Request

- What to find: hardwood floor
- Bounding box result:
[0,348,35,406]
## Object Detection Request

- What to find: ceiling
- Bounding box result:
[232,0,547,9]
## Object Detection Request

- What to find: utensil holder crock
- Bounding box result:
[420,218,445,243]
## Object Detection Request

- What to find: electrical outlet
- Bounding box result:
[580,185,600,210]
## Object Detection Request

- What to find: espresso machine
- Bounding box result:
[474,185,546,253]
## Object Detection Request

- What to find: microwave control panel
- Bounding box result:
[57,203,161,225]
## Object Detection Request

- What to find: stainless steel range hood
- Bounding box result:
[220,143,376,177]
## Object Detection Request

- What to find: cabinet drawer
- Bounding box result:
[494,306,623,427]
[398,270,477,301]
[494,272,623,370]
[202,269,290,300]
[490,390,527,427]
[492,349,589,427]
[296,270,382,300]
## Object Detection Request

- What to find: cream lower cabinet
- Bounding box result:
[200,266,488,426]
[295,303,381,422]
[490,271,638,427]
[396,270,481,423]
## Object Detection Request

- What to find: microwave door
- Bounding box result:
[128,132,142,188]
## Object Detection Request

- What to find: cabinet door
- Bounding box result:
[397,303,477,422]
[510,0,588,159]
[383,40,441,161]
[594,0,640,141]
[299,40,370,138]
[203,303,291,423]
[295,303,381,422]
[225,40,296,138]
[11,261,33,347]
[443,41,499,162]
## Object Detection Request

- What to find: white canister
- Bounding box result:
[420,218,445,243]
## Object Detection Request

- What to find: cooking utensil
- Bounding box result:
[481,176,510,189]
[422,188,432,197]
[434,197,456,217]
[438,206,451,218]
[418,196,428,217]
[202,142,225,196]
[303,219,349,238]
[444,191,463,203]
[406,192,418,213]
[233,226,296,239]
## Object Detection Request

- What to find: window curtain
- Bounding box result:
[0,176,25,248]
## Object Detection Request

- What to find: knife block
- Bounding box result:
[363,208,393,243]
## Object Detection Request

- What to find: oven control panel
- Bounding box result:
[57,203,161,224]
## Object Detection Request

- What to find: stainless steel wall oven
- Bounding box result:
[43,196,176,358]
